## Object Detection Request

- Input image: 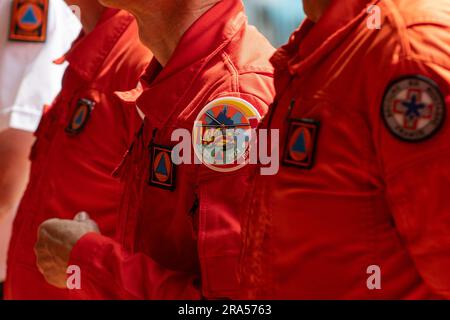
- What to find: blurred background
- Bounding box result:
[244,0,305,47]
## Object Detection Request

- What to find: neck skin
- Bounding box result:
[302,0,332,22]
[125,1,220,66]
[64,0,105,34]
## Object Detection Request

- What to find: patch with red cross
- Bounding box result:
[9,0,49,42]
[382,76,446,142]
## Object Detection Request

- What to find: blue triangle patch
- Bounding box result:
[292,131,306,153]
[283,119,320,170]
[149,145,176,190]
[21,5,38,24]
[75,110,85,126]
[156,156,168,176]
[65,99,94,135]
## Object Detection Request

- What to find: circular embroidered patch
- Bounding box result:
[382,76,446,142]
[193,97,261,172]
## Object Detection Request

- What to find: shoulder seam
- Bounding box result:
[222,52,240,94]
[402,54,450,70]
[383,0,412,57]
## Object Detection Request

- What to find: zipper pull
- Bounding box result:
[286,99,296,122]
[147,128,158,149]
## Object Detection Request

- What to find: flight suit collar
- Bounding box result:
[132,0,247,129]
[271,0,378,76]
[55,9,134,82]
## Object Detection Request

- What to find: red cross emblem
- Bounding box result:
[392,88,433,130]
[382,76,445,142]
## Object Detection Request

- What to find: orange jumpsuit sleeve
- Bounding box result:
[195,92,270,299]
[372,54,450,297]
[69,233,202,300]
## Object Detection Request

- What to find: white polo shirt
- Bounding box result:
[0,0,81,133]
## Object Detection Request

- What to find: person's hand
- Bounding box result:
[35,212,99,288]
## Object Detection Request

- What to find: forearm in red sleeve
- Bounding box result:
[69,232,202,300]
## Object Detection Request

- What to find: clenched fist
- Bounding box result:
[35,212,99,288]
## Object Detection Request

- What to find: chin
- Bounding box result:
[302,0,317,22]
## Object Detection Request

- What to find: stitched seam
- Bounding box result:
[222,52,240,94]
[401,54,450,70]
[383,0,412,58]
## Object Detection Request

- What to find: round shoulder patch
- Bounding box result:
[382,76,446,142]
[193,97,261,172]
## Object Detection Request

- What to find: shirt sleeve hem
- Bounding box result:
[0,107,43,132]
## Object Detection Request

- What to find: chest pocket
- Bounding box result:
[30,88,101,161]
[130,124,200,273]
[29,95,65,161]
[282,92,373,185]
[112,124,148,250]
[281,97,329,170]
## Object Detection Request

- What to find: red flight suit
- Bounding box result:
[5,9,152,299]
[68,0,276,299]
[241,0,450,299]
